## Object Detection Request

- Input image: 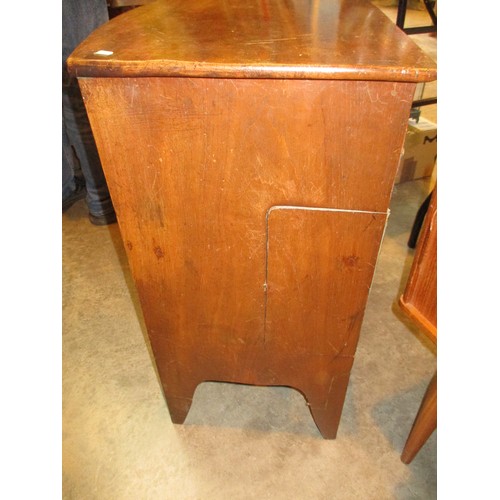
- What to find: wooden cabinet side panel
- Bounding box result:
[77,76,413,395]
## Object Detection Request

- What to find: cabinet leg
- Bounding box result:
[165,395,194,424]
[164,381,199,424]
[305,372,351,439]
[401,372,437,464]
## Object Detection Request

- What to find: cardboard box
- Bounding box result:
[395,117,437,183]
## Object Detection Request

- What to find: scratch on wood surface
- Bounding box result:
[245,228,263,260]
[324,375,337,409]
[362,213,377,232]
[327,340,340,356]
[130,83,137,106]
[366,86,388,105]
[244,34,311,45]
[151,168,158,192]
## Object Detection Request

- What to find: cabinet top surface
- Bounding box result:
[68,0,436,82]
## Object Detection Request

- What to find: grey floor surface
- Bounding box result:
[63,5,437,499]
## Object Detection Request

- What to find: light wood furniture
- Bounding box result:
[68,0,436,439]
[399,187,437,463]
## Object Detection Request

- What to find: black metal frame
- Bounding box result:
[397,0,437,114]
[397,0,437,34]
[397,0,437,245]
[412,97,437,107]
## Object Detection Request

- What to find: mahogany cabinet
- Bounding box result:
[68,0,436,438]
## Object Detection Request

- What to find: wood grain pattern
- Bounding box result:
[70,0,436,437]
[399,187,437,462]
[68,0,437,82]
[400,188,437,342]
[78,76,415,437]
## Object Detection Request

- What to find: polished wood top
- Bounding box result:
[68,0,436,82]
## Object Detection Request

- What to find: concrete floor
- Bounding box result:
[63,5,437,499]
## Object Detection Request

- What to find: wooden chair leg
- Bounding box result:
[401,372,437,464]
